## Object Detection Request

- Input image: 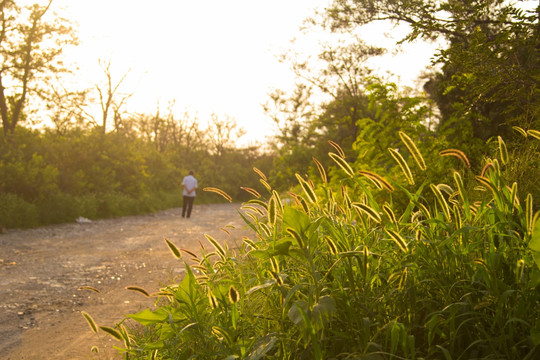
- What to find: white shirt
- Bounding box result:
[182,175,198,197]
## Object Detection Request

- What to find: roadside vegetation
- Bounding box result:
[84,132,540,359]
[0,120,272,229]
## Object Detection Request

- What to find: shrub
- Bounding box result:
[37,192,89,225]
[0,193,39,228]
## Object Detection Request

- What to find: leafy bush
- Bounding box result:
[0,126,274,229]
[86,132,539,359]
[37,192,95,225]
[0,193,39,228]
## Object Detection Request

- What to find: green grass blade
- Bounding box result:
[529,213,540,270]
[453,172,470,220]
[526,193,534,236]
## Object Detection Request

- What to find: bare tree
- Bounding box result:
[94,59,132,134]
[206,113,245,157]
[46,81,88,134]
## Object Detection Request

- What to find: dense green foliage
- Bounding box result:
[85,132,540,359]
[0,125,273,229]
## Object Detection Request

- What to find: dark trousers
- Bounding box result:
[182,196,195,218]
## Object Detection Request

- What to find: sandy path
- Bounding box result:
[0,203,251,359]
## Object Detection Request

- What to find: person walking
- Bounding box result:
[182,170,198,218]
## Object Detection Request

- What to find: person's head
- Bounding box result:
[189,170,194,175]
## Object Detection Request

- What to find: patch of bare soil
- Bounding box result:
[0,203,251,359]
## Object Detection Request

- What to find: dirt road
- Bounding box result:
[0,203,251,359]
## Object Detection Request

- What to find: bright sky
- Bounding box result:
[53,0,438,145]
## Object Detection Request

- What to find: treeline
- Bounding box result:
[0,116,273,228]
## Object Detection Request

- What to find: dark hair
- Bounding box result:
[189,170,194,175]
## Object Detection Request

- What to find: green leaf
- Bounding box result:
[288,300,308,326]
[390,321,405,355]
[283,206,311,233]
[237,209,258,232]
[246,281,274,295]
[175,265,202,306]
[312,295,337,329]
[282,284,304,315]
[453,172,471,220]
[530,330,540,346]
[127,308,170,326]
[249,239,292,259]
[246,335,277,360]
[436,345,453,360]
[212,325,234,346]
[529,215,540,270]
